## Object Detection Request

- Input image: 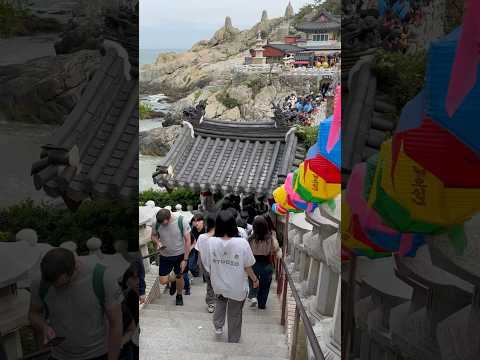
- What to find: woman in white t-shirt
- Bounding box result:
[204,210,259,343]
[195,212,217,313]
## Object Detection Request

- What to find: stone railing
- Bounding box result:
[276,198,341,360]
[347,213,480,360]
[234,64,282,74]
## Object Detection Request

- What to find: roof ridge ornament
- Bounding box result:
[182,121,195,138]
[103,39,132,81]
[285,127,296,142]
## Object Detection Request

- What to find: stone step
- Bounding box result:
[142,299,282,319]
[141,314,285,335]
[140,320,287,346]
[140,335,289,359]
[153,293,282,308]
[140,308,281,326]
[140,350,289,360]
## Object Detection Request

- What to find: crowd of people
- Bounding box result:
[379,0,431,52]
[281,88,329,126]
[151,204,282,343]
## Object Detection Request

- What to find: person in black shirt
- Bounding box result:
[183,213,205,295]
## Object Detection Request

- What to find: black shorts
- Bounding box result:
[158,254,186,277]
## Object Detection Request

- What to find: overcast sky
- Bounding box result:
[140,0,314,50]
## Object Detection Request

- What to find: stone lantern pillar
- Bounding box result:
[0,239,45,360]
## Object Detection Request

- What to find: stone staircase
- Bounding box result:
[139,277,289,360]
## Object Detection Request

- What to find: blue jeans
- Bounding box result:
[183,249,199,290]
[248,260,273,309]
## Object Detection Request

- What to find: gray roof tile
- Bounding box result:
[153,120,297,197]
[31,47,138,208]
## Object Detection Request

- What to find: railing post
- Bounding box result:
[281,212,289,327]
[290,307,300,360]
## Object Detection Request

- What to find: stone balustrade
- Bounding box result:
[349,214,480,360]
[282,196,341,360]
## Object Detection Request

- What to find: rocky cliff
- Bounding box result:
[139,9,293,99]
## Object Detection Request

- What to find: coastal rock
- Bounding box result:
[210,16,240,46]
[227,85,253,105]
[54,22,103,54]
[0,50,101,124]
[205,95,227,118]
[252,85,279,118]
[139,125,182,156]
[222,107,241,121]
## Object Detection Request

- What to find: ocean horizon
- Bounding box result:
[140,48,188,65]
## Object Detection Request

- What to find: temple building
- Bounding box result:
[294,10,341,60]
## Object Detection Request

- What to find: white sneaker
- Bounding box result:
[249,298,258,307]
[215,327,223,335]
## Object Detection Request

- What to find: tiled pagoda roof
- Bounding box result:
[153,119,298,197]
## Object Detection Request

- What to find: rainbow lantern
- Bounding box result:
[381,138,480,227]
[285,172,318,212]
[428,22,480,153]
[347,162,425,257]
[392,118,480,188]
[368,141,444,234]
[295,162,341,203]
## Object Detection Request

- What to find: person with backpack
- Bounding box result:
[195,212,217,313]
[151,208,192,306]
[29,248,123,360]
[247,216,282,309]
[203,210,259,343]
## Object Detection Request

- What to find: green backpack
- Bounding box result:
[39,263,106,319]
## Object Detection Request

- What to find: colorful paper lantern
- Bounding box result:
[295,162,341,202]
[368,144,445,234]
[393,118,480,188]
[304,155,341,184]
[347,162,425,257]
[382,139,480,226]
[307,116,341,169]
[285,172,318,212]
[426,37,480,153]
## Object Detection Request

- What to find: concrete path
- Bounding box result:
[140,276,289,360]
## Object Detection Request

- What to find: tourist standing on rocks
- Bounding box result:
[195,212,217,313]
[29,248,123,360]
[151,208,192,306]
[247,216,282,309]
[184,212,205,295]
[204,210,259,343]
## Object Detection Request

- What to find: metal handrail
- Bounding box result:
[280,257,326,360]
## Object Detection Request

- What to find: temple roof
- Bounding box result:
[295,11,340,33]
[31,46,138,209]
[153,119,298,197]
[264,43,304,53]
